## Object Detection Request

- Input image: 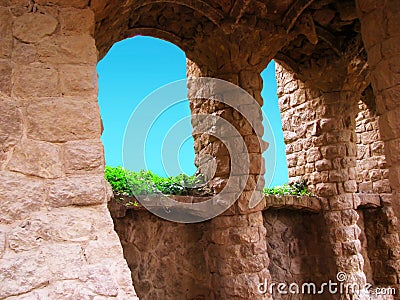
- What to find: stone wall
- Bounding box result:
[112,209,212,300]
[356,96,391,194]
[356,0,400,230]
[276,63,319,190]
[0,1,138,298]
[277,65,391,196]
[264,209,337,300]
[358,207,400,286]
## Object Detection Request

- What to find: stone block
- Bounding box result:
[0,98,22,152]
[329,170,349,182]
[358,181,373,192]
[13,13,58,43]
[59,7,94,35]
[13,64,59,98]
[379,108,400,141]
[0,251,51,298]
[47,175,106,207]
[59,64,97,97]
[306,147,322,163]
[37,35,97,64]
[0,171,44,224]
[315,159,332,171]
[329,194,354,210]
[11,42,37,64]
[344,180,357,193]
[7,139,62,178]
[63,139,104,174]
[26,98,101,142]
[321,144,347,159]
[316,183,337,197]
[373,179,392,193]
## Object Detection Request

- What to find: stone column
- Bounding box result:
[276,62,368,298]
[187,59,272,299]
[356,0,400,290]
[356,0,400,228]
[312,89,368,299]
[0,2,137,298]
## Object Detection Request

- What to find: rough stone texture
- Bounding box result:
[356,0,400,232]
[112,209,213,300]
[358,207,400,286]
[356,95,391,194]
[13,13,58,43]
[26,98,101,142]
[0,2,138,298]
[264,209,337,299]
[7,139,63,179]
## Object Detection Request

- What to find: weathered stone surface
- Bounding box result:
[59,64,98,97]
[0,230,5,258]
[60,7,94,35]
[47,175,106,207]
[13,13,58,43]
[7,139,62,178]
[11,41,37,64]
[112,209,212,300]
[0,171,44,223]
[0,58,11,95]
[37,35,97,64]
[0,252,51,299]
[26,98,101,142]
[63,140,104,174]
[0,98,22,152]
[13,64,59,98]
[35,0,89,8]
[0,7,12,58]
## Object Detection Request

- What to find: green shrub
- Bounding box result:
[105,166,312,197]
[263,180,312,196]
[105,166,208,196]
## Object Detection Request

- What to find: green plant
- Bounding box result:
[105,166,208,196]
[263,180,312,196]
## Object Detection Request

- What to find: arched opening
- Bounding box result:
[97,36,213,299]
[97,36,196,176]
[261,60,289,188]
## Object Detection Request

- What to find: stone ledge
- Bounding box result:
[355,193,390,209]
[264,194,322,213]
[109,192,391,219]
[108,193,324,218]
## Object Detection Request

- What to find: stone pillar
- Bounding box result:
[356,0,400,290]
[356,0,400,229]
[0,2,137,298]
[187,59,271,299]
[276,62,368,298]
[312,89,367,299]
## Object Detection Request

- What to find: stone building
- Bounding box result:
[1,0,400,299]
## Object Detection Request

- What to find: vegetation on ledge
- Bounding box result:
[105,166,312,197]
[263,180,312,196]
[105,166,209,196]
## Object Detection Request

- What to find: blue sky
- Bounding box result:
[97,36,288,187]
